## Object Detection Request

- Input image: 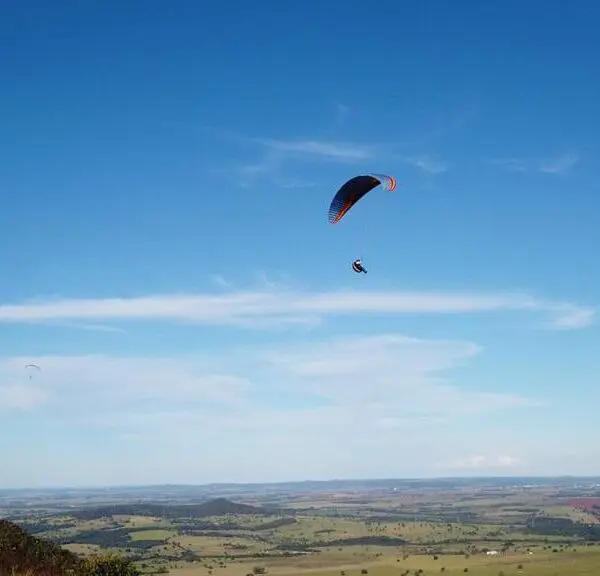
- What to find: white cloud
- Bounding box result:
[231,120,449,188]
[0,331,544,485]
[48,321,126,333]
[538,153,579,173]
[402,154,449,174]
[0,382,49,410]
[249,138,448,175]
[278,179,317,189]
[261,334,538,413]
[0,333,531,416]
[256,138,373,161]
[334,102,351,125]
[8,327,600,485]
[450,454,523,470]
[490,152,579,174]
[0,286,593,331]
[237,136,372,188]
[0,282,594,485]
[0,355,249,413]
[543,303,596,330]
[209,274,234,288]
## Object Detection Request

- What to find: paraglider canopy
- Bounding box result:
[352,259,367,274]
[25,363,41,379]
[328,173,396,225]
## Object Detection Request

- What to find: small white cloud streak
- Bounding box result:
[543,303,596,330]
[257,138,373,160]
[402,154,449,174]
[335,103,351,125]
[0,382,49,410]
[0,287,593,331]
[538,153,579,173]
[257,139,448,173]
[237,136,372,188]
[236,126,448,189]
[449,454,522,469]
[47,321,126,334]
[490,152,579,174]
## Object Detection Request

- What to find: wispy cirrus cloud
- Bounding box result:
[46,321,126,334]
[232,97,450,185]
[247,138,448,174]
[260,334,539,412]
[0,298,593,483]
[0,285,593,331]
[238,136,374,187]
[2,329,595,483]
[334,102,351,126]
[449,454,523,470]
[254,137,374,161]
[0,332,542,484]
[0,381,50,410]
[401,154,449,174]
[490,152,579,174]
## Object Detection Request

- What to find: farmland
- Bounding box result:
[3,478,600,575]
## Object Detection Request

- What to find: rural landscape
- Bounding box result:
[3,477,600,576]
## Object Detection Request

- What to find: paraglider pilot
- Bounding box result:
[352,259,367,274]
[328,173,396,276]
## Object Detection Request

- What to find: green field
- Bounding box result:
[164,547,600,576]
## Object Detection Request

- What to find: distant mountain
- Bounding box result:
[68,497,277,520]
[196,497,263,515]
[4,476,600,507]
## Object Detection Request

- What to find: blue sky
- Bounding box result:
[1,0,600,488]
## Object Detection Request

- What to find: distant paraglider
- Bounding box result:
[352,259,367,274]
[328,174,397,273]
[25,363,41,380]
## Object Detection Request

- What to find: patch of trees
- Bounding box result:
[179,529,266,543]
[526,516,600,540]
[558,490,600,498]
[0,520,139,576]
[275,541,319,552]
[53,527,160,550]
[176,521,226,530]
[15,520,77,534]
[253,517,297,531]
[179,549,202,562]
[187,530,239,538]
[365,512,478,523]
[65,498,276,520]
[316,536,408,547]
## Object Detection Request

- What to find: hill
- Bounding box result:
[0,519,81,575]
[0,519,139,576]
[67,497,274,521]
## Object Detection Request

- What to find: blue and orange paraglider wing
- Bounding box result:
[328,174,396,224]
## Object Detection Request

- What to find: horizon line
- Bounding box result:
[3,474,600,492]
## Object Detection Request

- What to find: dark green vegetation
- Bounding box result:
[3,479,600,576]
[64,499,275,522]
[0,519,139,576]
